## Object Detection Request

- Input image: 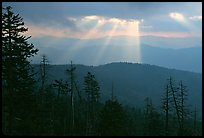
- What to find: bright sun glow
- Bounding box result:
[169,12,185,22]
[65,16,142,65]
[30,15,142,65]
[125,21,141,63]
[94,22,119,65]
[66,18,104,61]
[95,19,141,64]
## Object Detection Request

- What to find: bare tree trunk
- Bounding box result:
[165,84,169,136]
[169,77,181,130]
[67,61,76,135]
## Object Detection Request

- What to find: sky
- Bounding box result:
[2,2,202,65]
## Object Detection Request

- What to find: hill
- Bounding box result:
[33,62,202,118]
[30,36,202,73]
[141,44,202,73]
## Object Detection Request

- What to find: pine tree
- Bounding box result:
[144,97,162,136]
[53,79,69,99]
[84,72,100,135]
[2,6,38,135]
[99,99,127,136]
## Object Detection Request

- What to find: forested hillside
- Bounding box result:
[32,62,202,115]
[2,5,202,136]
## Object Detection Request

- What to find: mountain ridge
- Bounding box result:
[32,62,202,118]
[30,35,202,73]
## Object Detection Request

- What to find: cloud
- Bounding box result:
[26,16,142,39]
[25,23,66,38]
[24,15,200,39]
[67,15,141,31]
[169,12,185,22]
[25,23,133,39]
[25,21,198,39]
[189,16,202,20]
[4,2,202,35]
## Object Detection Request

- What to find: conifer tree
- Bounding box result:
[99,99,127,136]
[2,6,38,134]
[144,97,162,136]
[84,72,100,135]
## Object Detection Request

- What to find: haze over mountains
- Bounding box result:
[3,2,202,135]
[30,36,202,73]
[33,62,202,119]
[30,34,202,117]
[140,44,202,73]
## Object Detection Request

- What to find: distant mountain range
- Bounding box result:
[33,62,202,118]
[30,36,202,73]
[140,44,202,73]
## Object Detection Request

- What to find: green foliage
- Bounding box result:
[84,72,100,135]
[99,99,128,136]
[143,97,163,136]
[84,72,100,102]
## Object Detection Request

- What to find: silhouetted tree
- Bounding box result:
[99,99,127,136]
[2,6,38,135]
[162,84,170,135]
[53,79,69,99]
[168,77,181,132]
[66,61,79,135]
[163,77,192,136]
[144,97,162,136]
[40,55,49,92]
[84,72,100,135]
[177,80,189,135]
[162,80,175,136]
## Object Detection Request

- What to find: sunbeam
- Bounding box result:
[93,22,119,65]
[62,19,104,63]
[60,16,142,65]
[123,21,141,63]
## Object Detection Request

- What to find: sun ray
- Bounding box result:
[61,16,142,65]
[93,22,119,65]
[62,20,104,63]
[123,21,141,63]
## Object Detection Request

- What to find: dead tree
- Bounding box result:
[177,80,188,135]
[66,61,76,135]
[162,84,170,136]
[169,77,181,131]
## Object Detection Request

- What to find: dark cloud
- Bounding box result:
[3,2,201,33]
[2,2,201,35]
